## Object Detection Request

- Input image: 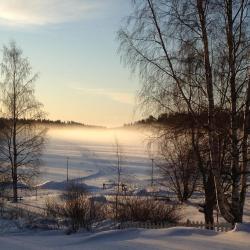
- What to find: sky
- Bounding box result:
[0,0,140,127]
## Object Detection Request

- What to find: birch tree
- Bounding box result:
[118,0,250,224]
[0,42,46,202]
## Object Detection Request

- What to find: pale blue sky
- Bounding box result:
[0,0,140,127]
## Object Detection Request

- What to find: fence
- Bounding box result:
[119,220,233,232]
[2,201,233,233]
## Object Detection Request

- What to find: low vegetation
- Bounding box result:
[112,196,181,224]
[44,183,181,232]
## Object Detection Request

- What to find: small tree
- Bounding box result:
[63,182,90,232]
[158,132,199,202]
[0,42,46,202]
[45,182,93,232]
[114,137,124,220]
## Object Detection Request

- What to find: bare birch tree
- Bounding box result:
[0,42,46,202]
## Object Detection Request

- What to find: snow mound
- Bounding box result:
[38,180,99,192]
[0,219,24,234]
[1,226,250,250]
[231,223,250,233]
[85,227,217,244]
[91,219,119,233]
[161,226,218,237]
[83,229,140,243]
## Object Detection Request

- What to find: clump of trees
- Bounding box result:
[119,0,250,225]
[0,42,46,202]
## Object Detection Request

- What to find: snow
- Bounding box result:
[1,127,250,249]
[232,223,250,233]
[0,225,250,250]
[40,128,154,188]
[0,219,22,234]
[38,180,100,192]
[6,127,249,225]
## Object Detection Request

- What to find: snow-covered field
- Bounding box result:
[14,127,250,223]
[40,127,154,188]
[1,224,250,250]
[2,127,250,250]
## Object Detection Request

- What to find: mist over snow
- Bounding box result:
[39,127,154,188]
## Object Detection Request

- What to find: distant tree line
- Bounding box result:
[126,109,248,130]
[0,118,105,128]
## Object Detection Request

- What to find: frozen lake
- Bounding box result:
[40,127,154,188]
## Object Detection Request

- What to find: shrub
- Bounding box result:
[0,198,5,216]
[63,194,90,231]
[45,197,62,218]
[45,182,94,232]
[111,196,181,223]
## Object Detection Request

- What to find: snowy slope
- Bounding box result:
[0,225,250,250]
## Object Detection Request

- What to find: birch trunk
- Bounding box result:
[197,0,235,223]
